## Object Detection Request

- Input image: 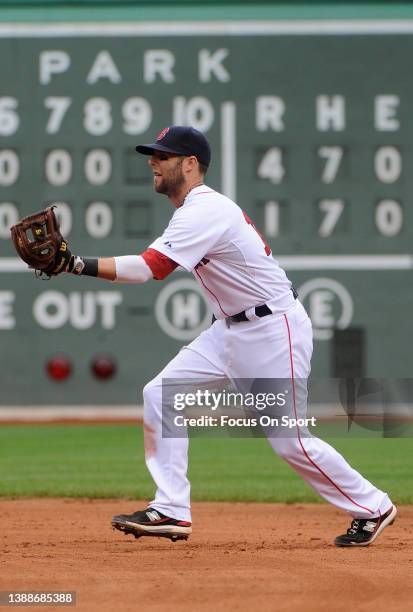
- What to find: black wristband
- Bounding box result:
[82,258,99,277]
[69,256,99,277]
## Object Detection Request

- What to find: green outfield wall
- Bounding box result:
[0,2,412,405]
[2,1,413,21]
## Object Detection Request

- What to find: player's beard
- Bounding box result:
[154,158,185,199]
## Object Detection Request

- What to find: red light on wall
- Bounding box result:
[46,355,72,381]
[91,355,116,380]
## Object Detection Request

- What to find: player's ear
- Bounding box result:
[182,155,197,173]
[188,155,201,172]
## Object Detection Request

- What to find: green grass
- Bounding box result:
[0,424,412,504]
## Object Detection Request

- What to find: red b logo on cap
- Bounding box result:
[157,127,170,141]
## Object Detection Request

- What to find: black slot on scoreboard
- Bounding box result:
[332,327,365,379]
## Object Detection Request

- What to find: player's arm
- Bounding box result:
[10,206,177,281]
[68,248,178,283]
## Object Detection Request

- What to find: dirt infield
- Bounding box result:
[1,499,412,612]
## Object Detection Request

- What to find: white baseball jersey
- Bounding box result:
[149,185,295,318]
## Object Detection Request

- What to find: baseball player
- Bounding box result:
[21,126,397,546]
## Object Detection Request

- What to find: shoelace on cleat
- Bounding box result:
[347,517,378,535]
[348,519,361,535]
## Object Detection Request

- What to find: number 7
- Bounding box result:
[45,97,72,134]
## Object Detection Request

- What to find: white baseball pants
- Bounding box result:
[143,300,392,522]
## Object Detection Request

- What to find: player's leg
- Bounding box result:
[227,301,393,530]
[112,320,228,537]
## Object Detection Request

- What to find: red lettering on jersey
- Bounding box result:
[141,248,178,280]
[242,212,271,256]
[194,257,210,270]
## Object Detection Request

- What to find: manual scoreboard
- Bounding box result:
[0,22,412,404]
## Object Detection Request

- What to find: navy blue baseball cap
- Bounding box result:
[136,125,211,167]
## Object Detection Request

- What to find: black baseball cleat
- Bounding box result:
[111,508,192,541]
[334,505,397,547]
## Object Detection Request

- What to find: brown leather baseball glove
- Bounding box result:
[10,206,72,277]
